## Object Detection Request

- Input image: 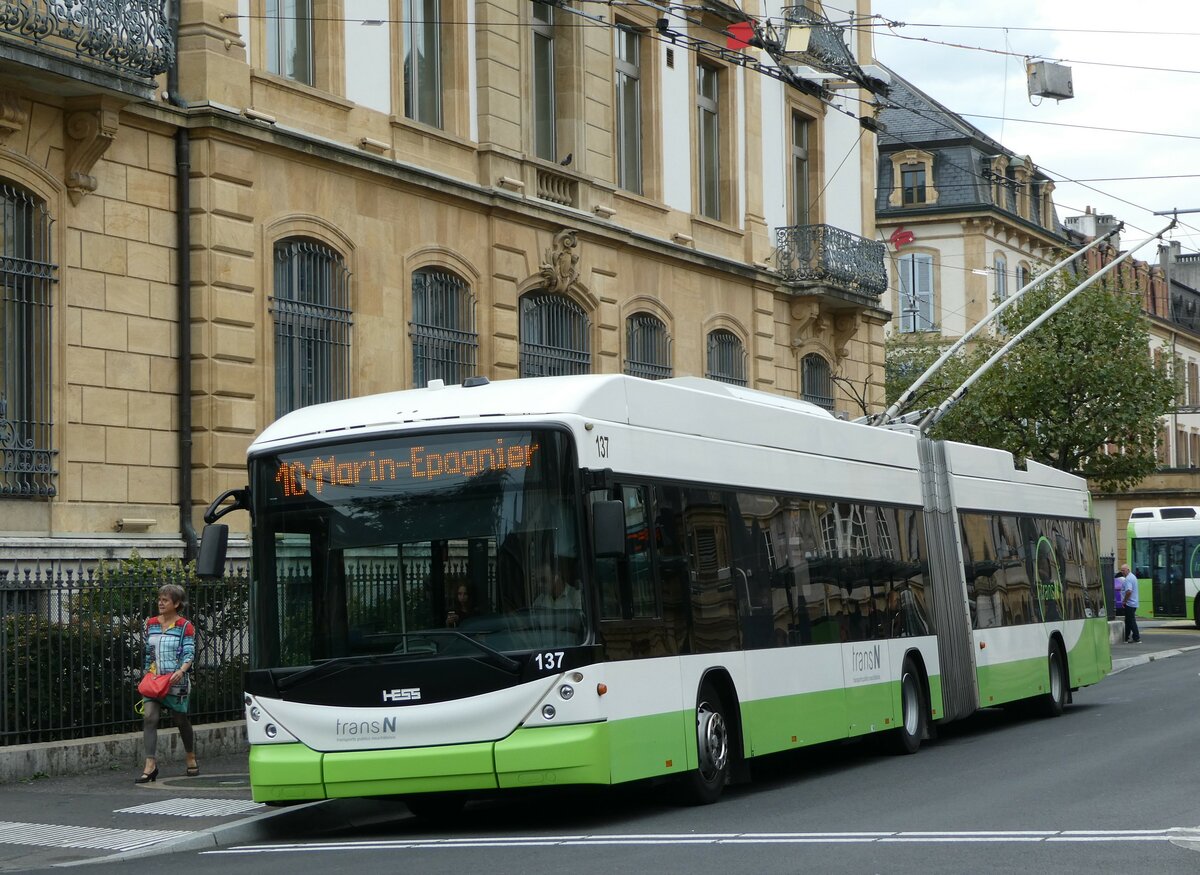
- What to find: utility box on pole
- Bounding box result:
[1027,61,1074,101]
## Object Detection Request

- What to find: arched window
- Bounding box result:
[519,292,590,377]
[1016,262,1030,292]
[705,329,746,386]
[271,237,352,418]
[994,253,1008,301]
[801,353,834,411]
[410,268,477,387]
[624,313,672,380]
[1,182,57,497]
[897,252,934,332]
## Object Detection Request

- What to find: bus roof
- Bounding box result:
[1129,506,1200,521]
[251,375,838,454]
[248,375,1089,514]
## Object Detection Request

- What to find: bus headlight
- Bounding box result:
[559,684,574,700]
[541,704,556,720]
[265,723,278,738]
[249,706,261,721]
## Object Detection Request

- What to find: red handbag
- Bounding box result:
[138,672,173,699]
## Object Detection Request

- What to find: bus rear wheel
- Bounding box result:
[680,682,730,805]
[887,657,926,755]
[1037,642,1067,718]
[1194,595,1200,630]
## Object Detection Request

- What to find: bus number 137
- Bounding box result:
[534,651,564,671]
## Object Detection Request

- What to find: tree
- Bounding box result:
[886,268,1177,493]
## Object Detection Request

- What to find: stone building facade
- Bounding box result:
[1,1,890,562]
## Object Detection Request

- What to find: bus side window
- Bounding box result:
[591,485,659,621]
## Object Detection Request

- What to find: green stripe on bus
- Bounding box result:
[495,722,615,787]
[249,744,325,803]
[323,741,499,797]
[742,688,849,755]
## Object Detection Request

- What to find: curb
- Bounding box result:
[60,796,404,867]
[1110,643,1200,675]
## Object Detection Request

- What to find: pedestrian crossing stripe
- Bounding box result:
[0,820,191,851]
[116,798,264,818]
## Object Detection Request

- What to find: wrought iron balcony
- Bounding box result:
[0,0,173,91]
[775,223,887,301]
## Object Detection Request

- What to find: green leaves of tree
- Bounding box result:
[886,268,1176,493]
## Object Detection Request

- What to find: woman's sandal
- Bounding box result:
[134,766,158,784]
[186,763,200,777]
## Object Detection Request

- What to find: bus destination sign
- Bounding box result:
[272,436,541,500]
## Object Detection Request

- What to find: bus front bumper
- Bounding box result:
[249,722,611,803]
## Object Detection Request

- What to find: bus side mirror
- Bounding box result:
[196,524,229,579]
[593,500,626,558]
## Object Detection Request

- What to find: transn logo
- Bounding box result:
[382,687,421,703]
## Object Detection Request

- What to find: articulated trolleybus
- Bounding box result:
[198,375,1111,810]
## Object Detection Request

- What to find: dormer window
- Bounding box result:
[901,163,926,205]
[888,149,937,207]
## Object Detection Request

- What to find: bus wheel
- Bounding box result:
[405,793,466,822]
[1037,642,1067,718]
[1194,595,1200,630]
[888,657,926,755]
[681,682,730,805]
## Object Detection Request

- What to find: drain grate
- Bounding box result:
[0,820,190,851]
[116,798,265,818]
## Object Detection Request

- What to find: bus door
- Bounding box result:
[1150,539,1185,617]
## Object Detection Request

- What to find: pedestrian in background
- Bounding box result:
[137,584,199,783]
[1120,563,1141,644]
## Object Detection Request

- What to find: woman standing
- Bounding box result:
[137,584,198,783]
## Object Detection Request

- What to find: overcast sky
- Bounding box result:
[859,1,1200,258]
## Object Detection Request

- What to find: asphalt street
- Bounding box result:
[0,618,1195,873]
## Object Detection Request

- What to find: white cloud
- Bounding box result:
[865,0,1200,256]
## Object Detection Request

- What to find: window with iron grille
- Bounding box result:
[410,268,477,387]
[705,329,746,386]
[271,238,352,418]
[624,312,672,380]
[801,352,834,411]
[519,292,591,377]
[1,182,57,498]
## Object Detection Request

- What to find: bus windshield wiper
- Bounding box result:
[395,630,521,673]
[275,632,520,692]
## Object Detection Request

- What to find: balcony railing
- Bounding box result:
[0,0,174,82]
[775,224,887,300]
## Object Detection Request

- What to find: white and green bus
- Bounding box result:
[1127,506,1200,626]
[198,375,1112,811]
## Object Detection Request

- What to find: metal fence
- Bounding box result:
[0,561,249,746]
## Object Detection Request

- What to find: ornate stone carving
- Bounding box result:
[539,229,580,293]
[0,93,27,146]
[64,97,124,204]
[832,312,859,360]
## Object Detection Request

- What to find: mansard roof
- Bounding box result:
[876,64,1010,155]
[874,63,1066,238]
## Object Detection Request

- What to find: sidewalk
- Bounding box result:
[1109,617,1200,674]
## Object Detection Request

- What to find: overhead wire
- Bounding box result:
[227,4,1200,250]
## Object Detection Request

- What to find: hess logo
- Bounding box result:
[382,687,421,703]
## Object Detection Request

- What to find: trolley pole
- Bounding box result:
[921,220,1177,432]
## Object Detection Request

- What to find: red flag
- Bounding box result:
[889,226,915,249]
[727,21,755,50]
